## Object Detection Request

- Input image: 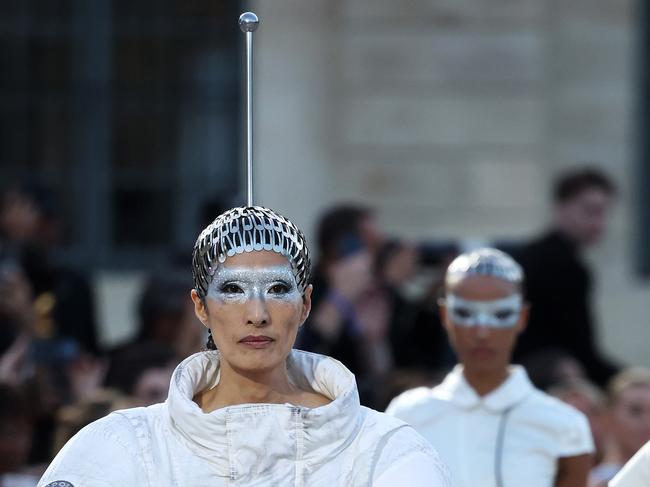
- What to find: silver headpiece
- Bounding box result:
[192,15,310,298]
[446,247,523,286]
[192,206,311,298]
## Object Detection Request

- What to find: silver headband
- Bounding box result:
[192,206,311,298]
[446,247,523,286]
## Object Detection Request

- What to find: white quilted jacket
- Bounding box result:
[39,350,450,487]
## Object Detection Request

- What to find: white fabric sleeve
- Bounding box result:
[373,451,452,487]
[384,387,429,422]
[609,440,650,487]
[557,408,595,458]
[384,395,402,416]
[38,413,145,487]
[372,425,452,487]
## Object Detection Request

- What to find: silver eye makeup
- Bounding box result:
[268,282,292,294]
[453,307,473,319]
[207,265,301,303]
[220,283,245,294]
[494,309,515,321]
[444,294,523,329]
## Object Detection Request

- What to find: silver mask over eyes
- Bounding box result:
[446,247,523,287]
[444,294,523,328]
[443,248,524,328]
[192,206,311,298]
[207,266,301,303]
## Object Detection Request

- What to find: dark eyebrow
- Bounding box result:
[270,279,295,288]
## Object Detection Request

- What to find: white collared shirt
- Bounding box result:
[387,365,594,487]
[39,350,450,487]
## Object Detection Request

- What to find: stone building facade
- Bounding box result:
[252,0,649,367]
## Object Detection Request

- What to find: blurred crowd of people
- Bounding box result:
[1,167,649,486]
[0,183,203,485]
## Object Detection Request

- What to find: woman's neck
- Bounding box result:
[196,362,297,413]
[462,366,510,397]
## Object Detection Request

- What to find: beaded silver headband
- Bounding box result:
[192,205,311,298]
[446,247,523,287]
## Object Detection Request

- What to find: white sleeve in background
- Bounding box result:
[385,387,430,422]
[610,440,650,487]
[557,406,595,458]
[373,451,452,487]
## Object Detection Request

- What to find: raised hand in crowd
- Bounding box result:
[0,189,41,242]
[66,354,108,404]
[0,334,30,386]
[0,267,34,332]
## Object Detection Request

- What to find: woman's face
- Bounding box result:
[611,384,650,457]
[191,251,312,374]
[440,275,528,374]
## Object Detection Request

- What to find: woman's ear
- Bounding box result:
[438,297,451,332]
[299,284,313,325]
[190,289,209,328]
[438,297,458,351]
[516,302,531,333]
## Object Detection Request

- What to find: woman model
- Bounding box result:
[39,206,450,486]
[387,248,594,487]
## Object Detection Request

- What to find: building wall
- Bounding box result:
[251,0,650,366]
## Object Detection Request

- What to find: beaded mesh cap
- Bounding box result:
[446,247,523,286]
[192,206,311,298]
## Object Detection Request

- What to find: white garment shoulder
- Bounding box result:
[385,386,440,424]
[386,387,452,431]
[374,451,452,487]
[529,388,586,423]
[38,410,148,487]
[526,389,594,457]
[386,385,432,408]
[40,351,452,486]
[372,421,452,486]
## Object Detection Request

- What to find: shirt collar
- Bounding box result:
[436,364,534,412]
[166,350,364,473]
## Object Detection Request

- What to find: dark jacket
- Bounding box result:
[513,230,619,386]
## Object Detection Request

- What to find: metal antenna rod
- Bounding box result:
[239,12,259,207]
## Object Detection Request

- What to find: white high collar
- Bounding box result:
[166,350,365,473]
[434,364,534,413]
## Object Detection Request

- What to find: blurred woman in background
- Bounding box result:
[387,248,594,487]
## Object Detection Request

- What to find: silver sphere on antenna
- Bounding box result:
[239,12,259,32]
